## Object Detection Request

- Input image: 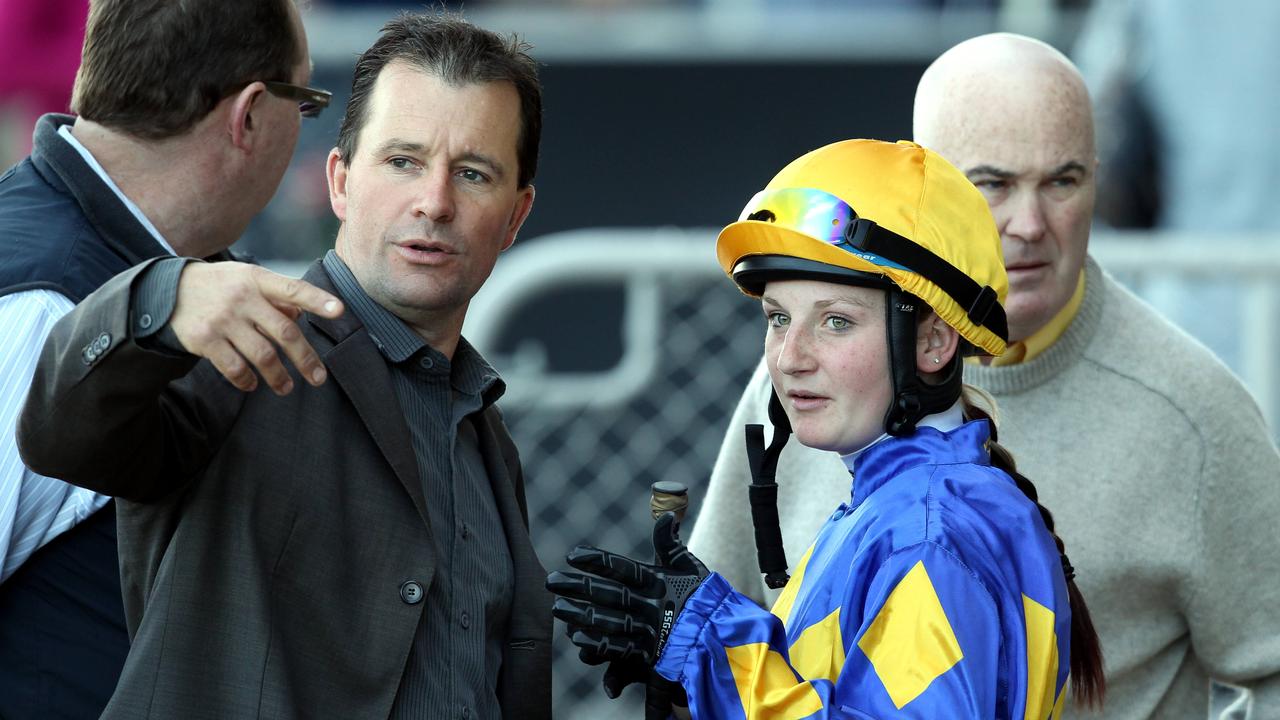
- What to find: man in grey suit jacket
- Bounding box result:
[18,13,551,720]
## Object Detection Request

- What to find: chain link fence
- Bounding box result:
[465,229,758,718]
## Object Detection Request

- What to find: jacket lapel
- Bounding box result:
[301,262,432,531]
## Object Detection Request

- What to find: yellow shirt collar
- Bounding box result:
[971,271,1085,367]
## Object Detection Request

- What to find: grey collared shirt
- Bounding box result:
[322,252,514,720]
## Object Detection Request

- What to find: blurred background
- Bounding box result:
[3,0,1278,717]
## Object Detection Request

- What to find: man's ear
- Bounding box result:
[915,311,960,374]
[228,82,268,153]
[326,148,348,222]
[501,184,536,252]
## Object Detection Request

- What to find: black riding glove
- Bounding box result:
[547,511,709,676]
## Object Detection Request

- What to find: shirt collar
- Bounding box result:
[56,124,177,256]
[840,399,965,474]
[321,250,505,406]
[984,270,1086,367]
[847,414,992,506]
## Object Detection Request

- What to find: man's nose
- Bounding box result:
[1001,189,1047,243]
[412,169,456,223]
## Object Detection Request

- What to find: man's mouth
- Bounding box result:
[394,240,456,264]
[397,240,453,253]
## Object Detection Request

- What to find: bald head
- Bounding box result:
[912,33,1097,343]
[914,33,1094,159]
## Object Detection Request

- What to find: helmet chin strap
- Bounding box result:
[744,288,964,592]
[744,390,793,590]
[883,288,963,436]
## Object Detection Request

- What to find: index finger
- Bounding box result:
[564,546,660,593]
[252,268,344,319]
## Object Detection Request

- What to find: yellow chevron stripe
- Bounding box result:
[857,560,962,709]
[787,607,846,685]
[769,544,815,627]
[724,642,824,719]
[1022,593,1060,720]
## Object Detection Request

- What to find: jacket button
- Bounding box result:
[95,332,111,351]
[400,581,424,605]
[138,313,153,330]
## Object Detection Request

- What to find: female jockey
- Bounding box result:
[548,139,1104,719]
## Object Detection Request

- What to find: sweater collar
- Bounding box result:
[964,255,1105,395]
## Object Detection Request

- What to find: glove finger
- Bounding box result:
[578,645,610,666]
[564,625,653,665]
[652,512,708,576]
[568,627,655,666]
[553,597,659,639]
[565,545,660,592]
[549,570,664,617]
[547,569,628,606]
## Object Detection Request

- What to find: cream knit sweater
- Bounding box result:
[689,257,1280,719]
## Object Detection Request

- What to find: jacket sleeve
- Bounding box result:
[656,542,1049,720]
[16,260,246,502]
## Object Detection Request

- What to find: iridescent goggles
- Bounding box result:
[737,187,909,272]
[737,187,1006,341]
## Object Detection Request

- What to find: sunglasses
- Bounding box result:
[262,80,332,119]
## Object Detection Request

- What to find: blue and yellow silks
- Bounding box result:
[656,421,1071,719]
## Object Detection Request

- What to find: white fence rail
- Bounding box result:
[465,227,1280,428]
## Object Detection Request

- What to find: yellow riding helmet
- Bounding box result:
[716,139,1009,356]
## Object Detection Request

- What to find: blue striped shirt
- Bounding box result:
[0,125,172,581]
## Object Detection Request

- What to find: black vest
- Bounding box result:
[0,115,172,719]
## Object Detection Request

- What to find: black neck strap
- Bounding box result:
[882,288,964,436]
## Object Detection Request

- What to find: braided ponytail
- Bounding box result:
[961,385,1106,708]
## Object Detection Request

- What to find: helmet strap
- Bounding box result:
[883,289,964,436]
[744,390,793,590]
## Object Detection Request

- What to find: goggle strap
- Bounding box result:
[843,219,1009,343]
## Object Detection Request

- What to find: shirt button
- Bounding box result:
[419,357,434,370]
[138,313,153,330]
[460,523,470,540]
[399,580,424,605]
[460,611,470,629]
[461,707,470,719]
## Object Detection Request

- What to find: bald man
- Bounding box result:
[689,33,1280,719]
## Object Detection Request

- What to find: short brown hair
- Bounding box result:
[336,12,542,188]
[71,0,302,139]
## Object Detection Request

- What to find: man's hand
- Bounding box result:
[169,262,344,395]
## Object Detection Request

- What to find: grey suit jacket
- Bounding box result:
[17,259,552,719]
